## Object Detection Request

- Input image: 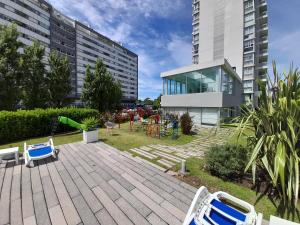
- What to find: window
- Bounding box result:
[244,53,254,65]
[245,12,254,22]
[244,40,254,52]
[222,72,234,94]
[244,67,254,75]
[202,108,219,125]
[244,26,255,39]
[243,80,253,93]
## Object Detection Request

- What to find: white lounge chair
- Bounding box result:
[183,186,263,225]
[24,138,57,167]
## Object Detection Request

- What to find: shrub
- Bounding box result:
[180,113,193,135]
[0,107,99,144]
[81,117,99,131]
[206,144,249,181]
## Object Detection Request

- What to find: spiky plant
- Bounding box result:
[237,62,300,216]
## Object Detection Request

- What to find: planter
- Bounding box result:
[83,129,99,143]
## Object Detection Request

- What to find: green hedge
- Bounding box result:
[0,108,99,144]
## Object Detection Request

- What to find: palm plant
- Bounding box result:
[237,62,300,216]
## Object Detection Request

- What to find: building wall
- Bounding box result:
[193,0,268,105]
[75,22,138,103]
[0,0,138,105]
[195,0,244,79]
[50,9,77,97]
[0,0,51,65]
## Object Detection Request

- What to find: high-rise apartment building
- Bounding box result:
[192,0,268,105]
[0,0,138,105]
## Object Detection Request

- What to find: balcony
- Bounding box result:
[258,0,267,8]
[258,62,268,69]
[193,8,199,14]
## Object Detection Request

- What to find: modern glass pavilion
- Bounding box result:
[161,59,243,126]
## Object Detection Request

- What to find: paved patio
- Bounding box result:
[0,142,197,225]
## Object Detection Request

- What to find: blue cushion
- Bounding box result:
[28,146,53,158]
[210,209,237,225]
[189,218,198,225]
[211,199,246,222]
[203,215,214,225]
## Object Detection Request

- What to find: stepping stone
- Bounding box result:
[130,148,157,160]
[152,151,183,163]
[140,146,153,152]
[175,153,189,159]
[134,156,166,172]
[158,159,175,168]
[152,147,173,154]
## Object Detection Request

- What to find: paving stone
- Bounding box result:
[33,191,52,225]
[109,179,152,217]
[93,186,134,225]
[95,208,117,225]
[147,213,168,225]
[157,159,175,168]
[131,188,182,225]
[122,173,164,204]
[153,151,183,163]
[130,148,157,159]
[140,146,153,151]
[48,205,67,225]
[72,195,100,225]
[116,197,151,225]
[73,176,104,213]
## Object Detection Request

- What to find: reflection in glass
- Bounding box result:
[163,66,230,95]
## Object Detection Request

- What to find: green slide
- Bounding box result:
[58,116,84,130]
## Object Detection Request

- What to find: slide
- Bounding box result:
[58,116,84,130]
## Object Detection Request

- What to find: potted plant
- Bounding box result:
[81,117,99,143]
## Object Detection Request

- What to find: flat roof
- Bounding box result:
[160,58,242,83]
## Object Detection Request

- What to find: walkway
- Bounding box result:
[0,142,197,225]
[128,127,235,169]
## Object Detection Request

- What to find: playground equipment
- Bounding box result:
[104,121,118,135]
[146,115,161,138]
[24,138,57,167]
[184,186,262,225]
[57,116,98,143]
[58,116,85,130]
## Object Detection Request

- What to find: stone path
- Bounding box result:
[0,142,197,225]
[128,127,235,169]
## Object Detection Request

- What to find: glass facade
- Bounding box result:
[163,66,234,95]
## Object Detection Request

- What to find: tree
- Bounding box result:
[238,62,300,216]
[143,97,153,106]
[21,41,48,109]
[0,24,23,110]
[81,59,122,112]
[47,50,72,107]
[153,94,162,110]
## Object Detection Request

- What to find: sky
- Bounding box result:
[47,0,300,100]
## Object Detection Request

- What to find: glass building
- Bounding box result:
[161,59,242,126]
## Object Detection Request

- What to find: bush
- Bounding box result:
[206,144,249,181]
[180,113,193,135]
[81,117,99,131]
[0,107,99,144]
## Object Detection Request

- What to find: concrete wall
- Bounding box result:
[197,0,244,79]
[161,91,241,108]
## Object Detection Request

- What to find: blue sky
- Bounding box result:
[48,0,300,100]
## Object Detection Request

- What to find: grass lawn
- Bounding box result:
[99,122,196,151]
[178,157,300,222]
[0,122,196,152]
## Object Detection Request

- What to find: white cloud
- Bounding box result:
[167,34,192,67]
[269,31,300,71]
[47,0,192,99]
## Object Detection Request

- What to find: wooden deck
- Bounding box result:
[0,142,197,225]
